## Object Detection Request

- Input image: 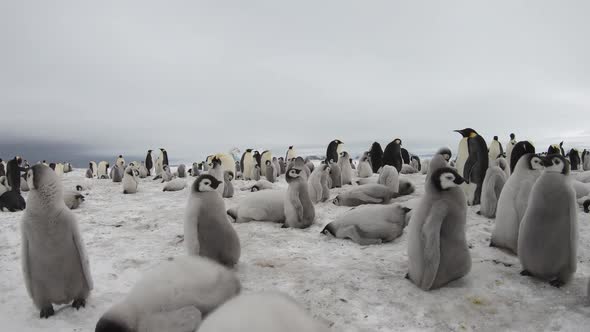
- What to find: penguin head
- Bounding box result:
[340,151,349,158]
[148,149,152,153]
[527,154,544,171]
[436,147,452,161]
[265,160,271,166]
[278,157,284,161]
[454,128,478,138]
[125,167,134,176]
[211,157,222,167]
[332,196,341,206]
[76,185,83,191]
[251,185,259,192]
[510,133,515,140]
[225,171,234,181]
[133,169,140,177]
[432,167,465,191]
[543,155,569,175]
[289,146,294,149]
[493,136,499,141]
[393,138,402,145]
[27,164,58,191]
[194,174,221,192]
[286,168,302,180]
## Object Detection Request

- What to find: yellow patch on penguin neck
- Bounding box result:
[469,132,477,138]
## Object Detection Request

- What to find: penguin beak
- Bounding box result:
[454,175,465,185]
[541,157,553,167]
[211,179,221,189]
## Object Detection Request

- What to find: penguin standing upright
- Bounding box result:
[400,148,411,165]
[326,140,344,163]
[286,146,297,163]
[6,156,26,193]
[569,148,581,171]
[455,128,488,205]
[548,144,561,156]
[241,149,254,180]
[510,141,536,173]
[369,142,383,173]
[145,150,153,176]
[583,149,590,171]
[253,151,262,168]
[382,139,403,172]
[488,136,504,164]
[505,133,517,170]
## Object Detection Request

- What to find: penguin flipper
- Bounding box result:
[463,155,477,183]
[21,233,34,299]
[420,201,448,290]
[70,213,94,290]
[140,306,202,332]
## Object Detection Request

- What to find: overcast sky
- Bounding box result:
[1,1,589,164]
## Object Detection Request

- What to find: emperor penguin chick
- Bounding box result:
[337,151,353,185]
[95,256,241,332]
[198,292,330,332]
[478,160,508,218]
[490,154,543,254]
[357,152,373,178]
[222,171,235,198]
[122,167,139,194]
[407,155,470,290]
[185,175,240,267]
[308,163,331,204]
[518,154,578,287]
[284,163,315,228]
[21,164,93,318]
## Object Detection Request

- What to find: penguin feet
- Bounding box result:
[72,298,86,310]
[549,279,565,288]
[520,270,532,277]
[40,306,54,319]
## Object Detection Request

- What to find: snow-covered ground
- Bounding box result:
[1,169,589,331]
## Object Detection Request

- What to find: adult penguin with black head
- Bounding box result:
[455,128,488,205]
[569,148,581,171]
[369,142,383,173]
[382,139,403,172]
[510,141,535,173]
[145,150,153,176]
[401,148,411,165]
[326,140,344,163]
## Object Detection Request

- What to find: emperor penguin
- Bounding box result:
[116,155,125,168]
[212,153,237,174]
[227,190,286,223]
[518,154,577,287]
[583,149,590,171]
[259,150,272,177]
[85,165,93,179]
[272,157,281,178]
[357,152,373,178]
[265,160,276,183]
[111,164,124,183]
[490,153,544,254]
[406,155,470,290]
[410,154,421,172]
[161,164,174,182]
[400,148,411,164]
[284,162,315,228]
[547,143,562,156]
[241,179,275,192]
[90,161,98,177]
[138,162,148,178]
[191,162,200,177]
[455,134,469,182]
[154,148,168,177]
[337,151,353,185]
[494,157,510,179]
[253,150,261,168]
[145,150,153,175]
[328,159,342,188]
[326,139,344,163]
[278,157,287,174]
[333,184,398,207]
[198,292,330,332]
[478,159,508,218]
[122,166,139,194]
[185,175,240,267]
[505,133,517,170]
[21,164,93,318]
[208,157,225,196]
[223,171,235,198]
[97,161,109,179]
[455,128,488,205]
[382,138,403,172]
[0,190,26,212]
[509,141,536,174]
[378,165,399,193]
[370,141,383,173]
[322,203,411,245]
[286,145,297,163]
[63,190,85,210]
[55,163,65,176]
[176,164,187,178]
[568,148,581,171]
[241,149,255,180]
[308,163,331,204]
[252,164,261,181]
[199,292,330,332]
[488,136,504,164]
[163,178,187,192]
[304,157,315,174]
[95,256,241,332]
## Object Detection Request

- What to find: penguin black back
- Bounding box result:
[401,148,411,164]
[326,140,343,163]
[382,139,403,172]
[510,141,536,173]
[369,142,383,173]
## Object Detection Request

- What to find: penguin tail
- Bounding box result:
[227,208,238,220]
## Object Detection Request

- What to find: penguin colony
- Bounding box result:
[2,130,590,331]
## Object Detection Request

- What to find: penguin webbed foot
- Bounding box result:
[549,279,565,288]
[72,298,86,310]
[520,270,532,277]
[40,306,54,319]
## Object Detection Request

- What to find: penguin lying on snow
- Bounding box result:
[63,191,85,210]
[198,292,330,332]
[240,179,275,192]
[95,256,241,332]
[322,203,411,245]
[332,184,399,207]
[227,190,286,223]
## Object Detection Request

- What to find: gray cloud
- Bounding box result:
[1,1,589,164]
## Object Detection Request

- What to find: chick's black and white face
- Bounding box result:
[197,176,219,192]
[438,171,462,190]
[544,155,568,174]
[529,156,544,170]
[287,169,301,179]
